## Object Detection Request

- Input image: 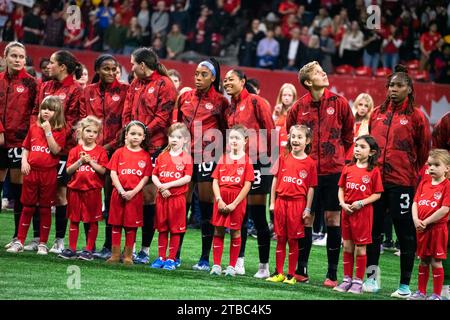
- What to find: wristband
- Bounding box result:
[45,131,52,137]
[304,208,311,213]
[77,160,83,167]
[359,200,364,208]
[216,196,222,202]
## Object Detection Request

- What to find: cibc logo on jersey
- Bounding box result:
[418,199,438,208]
[78,165,95,173]
[31,145,51,154]
[121,168,143,176]
[160,171,182,179]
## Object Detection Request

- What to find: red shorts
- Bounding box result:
[108,189,144,228]
[21,168,57,207]
[155,193,186,233]
[416,223,448,260]
[67,188,103,223]
[211,188,246,230]
[274,197,305,239]
[341,206,373,245]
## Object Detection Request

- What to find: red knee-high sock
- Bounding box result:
[343,251,354,279]
[86,222,98,251]
[432,267,444,296]
[68,221,79,251]
[39,207,51,244]
[112,226,122,247]
[276,236,287,274]
[213,235,224,266]
[168,233,181,260]
[124,227,136,247]
[288,238,299,276]
[229,237,241,267]
[355,254,367,280]
[17,206,34,244]
[418,265,430,294]
[158,231,169,259]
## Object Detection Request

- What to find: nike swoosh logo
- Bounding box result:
[179,227,186,230]
[202,173,209,177]
[119,162,126,165]
[112,231,120,234]
[376,117,383,120]
[13,159,21,163]
[44,92,51,95]
[400,210,408,214]
[31,138,37,142]
[281,169,286,172]
[219,169,226,172]
[160,164,167,168]
[359,238,367,242]
[436,252,444,256]
[89,98,95,101]
[69,228,77,231]
[135,221,142,224]
[302,112,310,115]
[134,87,140,91]
[22,223,30,227]
[232,244,240,247]
[230,222,237,226]
[251,185,261,190]
[420,194,425,197]
[213,246,221,248]
[43,226,49,229]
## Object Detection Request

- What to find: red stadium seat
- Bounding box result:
[374,67,392,77]
[406,59,420,71]
[335,64,354,75]
[355,66,372,76]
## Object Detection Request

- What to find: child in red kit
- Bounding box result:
[151,123,193,270]
[58,116,108,261]
[7,96,66,254]
[334,135,383,294]
[267,124,317,285]
[210,125,254,277]
[409,149,450,300]
[106,121,152,265]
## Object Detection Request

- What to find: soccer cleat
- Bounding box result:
[408,291,427,300]
[394,249,401,257]
[162,259,177,270]
[382,239,395,251]
[133,250,150,264]
[192,259,211,272]
[49,238,65,254]
[58,248,78,259]
[24,238,39,251]
[5,237,18,249]
[1,197,9,209]
[6,241,23,253]
[362,278,380,293]
[313,234,327,246]
[175,258,181,268]
[235,257,245,275]
[348,279,363,294]
[266,272,286,283]
[390,285,412,299]
[333,277,352,292]
[294,274,310,283]
[93,247,112,260]
[37,244,49,255]
[224,266,236,277]
[78,250,94,261]
[210,264,222,276]
[283,275,297,285]
[254,263,270,279]
[150,257,165,269]
[427,293,443,300]
[323,278,338,288]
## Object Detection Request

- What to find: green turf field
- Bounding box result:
[0,211,424,300]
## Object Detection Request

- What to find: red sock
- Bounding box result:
[168,233,180,260]
[288,238,298,276]
[68,221,79,251]
[86,222,98,251]
[355,254,367,280]
[418,265,430,294]
[276,236,287,274]
[17,206,34,244]
[343,251,354,279]
[39,207,51,244]
[124,227,136,247]
[432,267,444,296]
[112,226,122,247]
[229,237,241,267]
[213,235,224,266]
[158,231,168,259]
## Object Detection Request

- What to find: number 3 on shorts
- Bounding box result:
[399,193,410,214]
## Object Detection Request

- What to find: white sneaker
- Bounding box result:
[49,238,65,254]
[224,266,236,277]
[37,244,49,255]
[313,234,327,246]
[1,198,9,210]
[210,264,222,275]
[24,238,40,251]
[5,237,18,249]
[394,249,401,257]
[235,257,245,275]
[254,263,270,279]
[6,241,23,253]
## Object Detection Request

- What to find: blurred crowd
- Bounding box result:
[0,0,449,83]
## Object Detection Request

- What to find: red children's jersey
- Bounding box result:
[122,72,177,154]
[432,111,450,149]
[420,32,441,52]
[338,164,384,203]
[286,88,354,175]
[271,153,318,199]
[0,68,38,148]
[67,144,109,190]
[80,79,129,150]
[22,124,66,169]
[107,146,152,190]
[34,75,82,154]
[212,153,255,190]
[369,99,431,186]
[414,178,450,225]
[153,150,193,196]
